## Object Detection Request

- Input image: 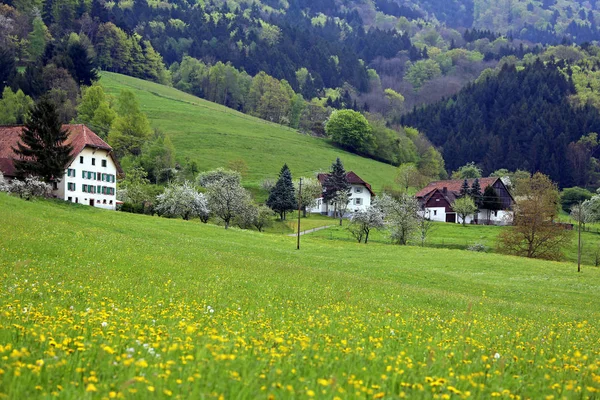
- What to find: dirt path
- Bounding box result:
[287,225,335,237]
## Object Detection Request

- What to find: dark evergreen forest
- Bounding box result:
[401,60,600,187]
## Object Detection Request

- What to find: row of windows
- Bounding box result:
[81,171,116,182]
[317,198,363,206]
[82,185,115,195]
[68,197,114,206]
[68,183,115,195]
[80,156,108,167]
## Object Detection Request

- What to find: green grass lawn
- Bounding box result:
[1,193,599,399]
[309,220,600,266]
[99,72,398,193]
[263,212,338,235]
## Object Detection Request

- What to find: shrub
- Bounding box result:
[8,177,52,200]
[120,202,144,214]
[467,243,487,252]
[0,172,8,192]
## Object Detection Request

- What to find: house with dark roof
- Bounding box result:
[309,171,375,216]
[415,177,514,225]
[0,124,123,210]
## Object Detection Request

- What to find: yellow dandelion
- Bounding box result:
[85,384,97,392]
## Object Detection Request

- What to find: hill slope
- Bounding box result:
[100,72,398,191]
[401,59,600,187]
[1,194,599,398]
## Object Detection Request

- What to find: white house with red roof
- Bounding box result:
[0,124,122,210]
[415,177,514,225]
[309,171,375,216]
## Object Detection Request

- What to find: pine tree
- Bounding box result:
[459,179,470,197]
[323,157,351,224]
[68,41,98,86]
[13,98,73,184]
[470,178,483,210]
[266,164,296,220]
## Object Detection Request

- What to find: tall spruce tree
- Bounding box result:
[13,98,73,184]
[266,164,296,220]
[459,179,470,197]
[323,157,351,223]
[470,178,483,210]
[67,41,98,86]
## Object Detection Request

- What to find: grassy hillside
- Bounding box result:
[1,194,599,398]
[99,72,398,192]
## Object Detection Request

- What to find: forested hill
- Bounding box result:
[401,59,600,188]
[6,0,600,185]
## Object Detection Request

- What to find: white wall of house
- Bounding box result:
[422,207,513,225]
[309,184,373,215]
[53,147,118,210]
[422,207,447,222]
[457,209,513,225]
[346,184,372,213]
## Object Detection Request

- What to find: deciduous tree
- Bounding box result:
[0,87,32,124]
[296,177,322,217]
[77,84,116,138]
[498,173,571,260]
[377,193,420,245]
[348,205,385,243]
[325,109,373,154]
[108,90,152,157]
[155,181,209,221]
[451,162,482,180]
[395,163,424,193]
[199,169,251,229]
[452,196,477,226]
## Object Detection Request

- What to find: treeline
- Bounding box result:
[170,56,338,135]
[401,59,600,188]
[0,4,169,121]
[7,0,421,94]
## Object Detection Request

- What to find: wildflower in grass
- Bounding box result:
[85,384,97,392]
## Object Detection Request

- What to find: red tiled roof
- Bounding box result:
[415,177,500,198]
[317,171,375,196]
[0,124,122,177]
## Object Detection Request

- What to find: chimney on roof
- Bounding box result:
[442,187,447,194]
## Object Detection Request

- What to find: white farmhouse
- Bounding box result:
[0,124,122,210]
[415,177,514,225]
[310,171,375,216]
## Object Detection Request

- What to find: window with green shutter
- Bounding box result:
[82,170,85,179]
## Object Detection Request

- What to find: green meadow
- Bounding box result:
[1,194,599,398]
[310,219,600,267]
[99,72,398,192]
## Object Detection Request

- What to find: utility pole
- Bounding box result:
[297,178,302,250]
[578,200,582,273]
